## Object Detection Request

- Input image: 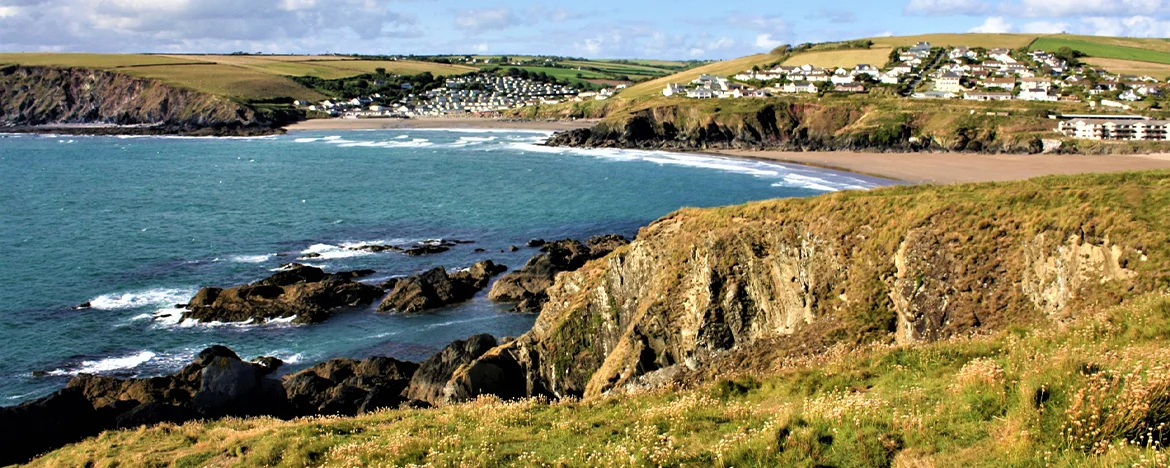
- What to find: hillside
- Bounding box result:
[28,170,1170,467]
[0,53,475,101]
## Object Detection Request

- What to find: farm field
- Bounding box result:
[1048,35,1170,54]
[869,33,1039,49]
[119,64,325,100]
[621,53,780,99]
[783,48,894,68]
[1082,57,1170,79]
[1030,37,1170,65]
[0,53,200,69]
[561,60,674,77]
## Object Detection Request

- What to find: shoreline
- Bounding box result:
[284,117,598,132]
[711,149,1170,185]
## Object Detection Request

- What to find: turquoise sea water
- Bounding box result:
[0,129,886,403]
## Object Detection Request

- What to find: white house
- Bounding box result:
[687,88,715,99]
[879,73,901,85]
[831,74,856,85]
[852,64,879,76]
[1018,89,1058,101]
[934,72,963,93]
[663,83,687,97]
[782,82,818,94]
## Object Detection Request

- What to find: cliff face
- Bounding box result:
[545,101,1052,153]
[0,65,287,135]
[445,171,1168,402]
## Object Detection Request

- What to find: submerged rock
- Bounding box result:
[377,261,507,314]
[489,236,629,311]
[181,265,385,325]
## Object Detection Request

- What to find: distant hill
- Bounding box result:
[0,53,476,101]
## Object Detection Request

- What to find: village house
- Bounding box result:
[783,81,818,94]
[982,77,1016,90]
[834,83,865,93]
[1018,89,1059,101]
[934,72,963,93]
[831,74,856,85]
[1058,118,1170,141]
[1019,77,1052,91]
[964,91,1014,101]
[852,64,879,76]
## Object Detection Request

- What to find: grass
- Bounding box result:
[1031,37,1170,65]
[1051,35,1170,54]
[869,33,1040,49]
[560,60,674,77]
[28,170,1170,467]
[30,289,1170,467]
[119,64,325,100]
[0,53,201,68]
[620,54,782,99]
[1082,58,1170,79]
[783,48,895,68]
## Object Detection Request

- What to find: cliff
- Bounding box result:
[542,98,1169,155]
[0,65,293,136]
[448,171,1167,401]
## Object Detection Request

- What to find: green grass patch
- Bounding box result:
[1031,37,1170,64]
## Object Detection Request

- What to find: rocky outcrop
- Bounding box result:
[489,236,629,312]
[544,102,1054,154]
[0,346,286,465]
[182,265,385,325]
[0,65,292,136]
[284,356,420,416]
[403,334,499,406]
[446,173,1161,402]
[378,261,507,314]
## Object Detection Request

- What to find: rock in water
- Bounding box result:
[377,261,507,314]
[403,334,498,406]
[489,236,629,311]
[182,264,385,325]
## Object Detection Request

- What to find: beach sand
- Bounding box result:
[286,118,597,132]
[715,150,1170,184]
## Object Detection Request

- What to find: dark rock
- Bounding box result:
[283,356,418,417]
[527,239,546,248]
[0,387,103,466]
[509,246,520,252]
[182,265,385,325]
[75,301,91,310]
[334,269,376,280]
[349,244,402,253]
[489,236,628,311]
[474,248,486,253]
[114,402,198,429]
[377,262,507,314]
[404,245,450,256]
[299,253,323,259]
[404,334,498,406]
[252,356,284,376]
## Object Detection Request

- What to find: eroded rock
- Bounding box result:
[182,265,385,325]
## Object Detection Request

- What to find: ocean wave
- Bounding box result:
[227,253,276,264]
[335,139,432,149]
[88,288,197,311]
[411,128,556,135]
[300,243,374,260]
[173,315,301,329]
[507,143,879,192]
[46,350,157,376]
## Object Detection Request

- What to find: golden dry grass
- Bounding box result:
[620,54,780,99]
[119,64,325,100]
[0,53,201,68]
[783,48,894,68]
[869,33,1041,49]
[1083,57,1170,78]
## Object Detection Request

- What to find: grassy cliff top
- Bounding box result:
[27,170,1170,467]
[0,53,475,101]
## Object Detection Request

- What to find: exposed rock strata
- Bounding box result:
[0,65,291,136]
[489,236,629,312]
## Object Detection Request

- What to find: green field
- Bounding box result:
[1030,37,1170,65]
[561,60,674,77]
[0,53,201,69]
[869,33,1040,49]
[118,64,326,100]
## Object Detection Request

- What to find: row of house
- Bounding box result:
[300,74,584,118]
[1057,117,1170,141]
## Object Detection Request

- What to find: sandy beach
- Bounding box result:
[715,150,1170,184]
[286,117,597,132]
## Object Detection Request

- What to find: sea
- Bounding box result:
[0,128,887,404]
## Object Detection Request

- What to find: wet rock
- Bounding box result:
[181,265,385,325]
[509,246,520,252]
[0,387,103,466]
[349,245,402,253]
[404,245,450,256]
[489,236,628,311]
[75,301,91,310]
[377,261,507,314]
[404,334,498,406]
[526,239,546,248]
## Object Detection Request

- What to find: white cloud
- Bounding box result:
[1081,15,1170,36]
[1021,20,1070,33]
[904,0,990,16]
[453,7,517,32]
[1014,0,1168,18]
[969,16,1014,33]
[472,42,489,53]
[755,33,786,50]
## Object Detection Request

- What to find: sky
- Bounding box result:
[0,0,1168,60]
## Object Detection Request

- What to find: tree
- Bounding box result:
[375,67,387,76]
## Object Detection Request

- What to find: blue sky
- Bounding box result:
[1,0,1168,59]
